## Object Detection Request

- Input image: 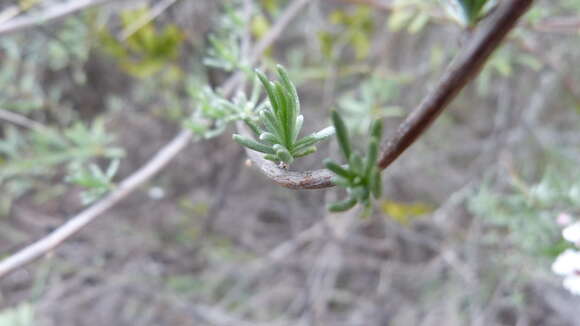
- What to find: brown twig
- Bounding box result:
[241,0,534,188]
[378,0,534,168]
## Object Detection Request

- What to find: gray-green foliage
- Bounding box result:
[338,75,402,135]
[184,82,259,139]
[233,66,334,166]
[325,111,383,213]
[0,18,90,114]
[203,1,248,73]
[0,120,122,181]
[0,303,34,326]
[66,159,120,204]
[469,167,580,255]
[0,121,123,212]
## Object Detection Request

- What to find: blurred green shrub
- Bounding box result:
[0,303,34,326]
[99,6,184,78]
[470,163,580,256]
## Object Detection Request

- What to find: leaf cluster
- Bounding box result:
[233,66,334,167]
[66,160,120,204]
[325,111,383,212]
[203,1,247,72]
[0,120,123,181]
[0,120,123,214]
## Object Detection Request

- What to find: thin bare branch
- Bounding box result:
[0,0,116,36]
[0,130,192,278]
[0,109,47,130]
[0,0,311,279]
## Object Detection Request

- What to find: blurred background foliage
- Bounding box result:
[0,0,580,325]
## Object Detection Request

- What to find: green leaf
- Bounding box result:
[293,146,317,158]
[273,144,293,164]
[260,110,283,139]
[328,197,357,212]
[259,132,280,144]
[264,154,278,162]
[313,126,336,140]
[370,119,383,140]
[333,176,352,188]
[292,115,304,142]
[293,134,322,153]
[256,70,279,112]
[273,82,291,144]
[233,134,275,154]
[349,152,364,176]
[276,65,299,116]
[365,139,379,177]
[332,111,352,160]
[324,159,353,179]
[243,118,262,136]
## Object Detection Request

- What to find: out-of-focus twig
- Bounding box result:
[0,109,47,130]
[532,16,580,34]
[514,36,580,103]
[0,0,116,36]
[0,130,193,279]
[0,0,314,280]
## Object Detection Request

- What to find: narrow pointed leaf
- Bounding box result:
[332,111,351,160]
[293,145,316,158]
[313,126,335,140]
[370,119,383,140]
[233,134,274,154]
[276,65,299,112]
[349,152,364,175]
[261,110,282,139]
[332,175,352,188]
[273,82,291,144]
[292,126,333,152]
[292,115,304,142]
[365,139,379,177]
[328,197,357,212]
[324,159,353,179]
[259,132,280,144]
[243,118,262,136]
[293,135,320,152]
[371,168,382,198]
[273,144,293,164]
[256,70,279,112]
[350,185,369,202]
[264,154,279,162]
[276,65,299,132]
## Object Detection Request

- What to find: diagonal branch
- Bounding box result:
[242,0,534,189]
[378,0,534,168]
[0,130,192,278]
[0,0,309,279]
